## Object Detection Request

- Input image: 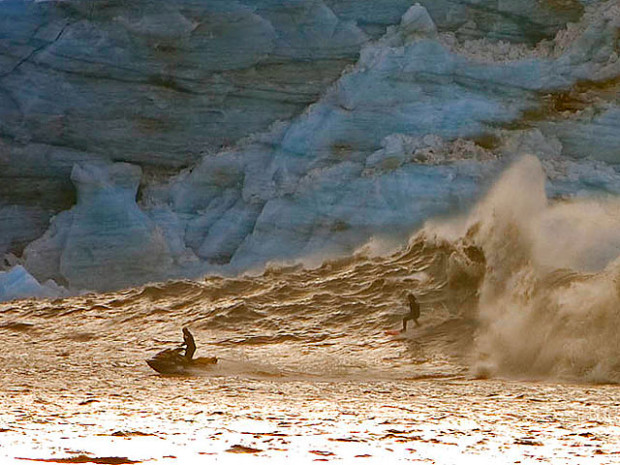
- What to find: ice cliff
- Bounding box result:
[0,0,619,299]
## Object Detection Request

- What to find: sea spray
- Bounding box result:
[449,156,620,382]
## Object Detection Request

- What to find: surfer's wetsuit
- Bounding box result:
[402,293,420,331]
[182,327,196,362]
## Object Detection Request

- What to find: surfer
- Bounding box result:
[402,292,420,332]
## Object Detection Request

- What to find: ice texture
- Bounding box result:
[1,0,619,298]
[24,163,178,291]
[0,265,62,302]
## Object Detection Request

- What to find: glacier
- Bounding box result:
[0,265,64,301]
[0,0,619,300]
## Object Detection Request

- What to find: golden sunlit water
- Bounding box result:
[2,224,619,464]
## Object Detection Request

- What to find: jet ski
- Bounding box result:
[146,328,217,375]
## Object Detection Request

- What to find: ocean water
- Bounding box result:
[1,1,620,462]
[2,157,620,463]
[3,156,620,383]
[2,165,620,465]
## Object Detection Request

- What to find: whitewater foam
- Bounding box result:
[443,156,620,383]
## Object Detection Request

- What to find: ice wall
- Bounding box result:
[1,0,619,298]
[0,0,369,229]
[23,162,179,290]
[0,265,63,301]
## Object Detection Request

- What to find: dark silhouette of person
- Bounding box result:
[182,327,196,362]
[402,293,420,332]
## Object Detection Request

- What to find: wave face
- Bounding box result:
[2,228,481,381]
[3,156,619,384]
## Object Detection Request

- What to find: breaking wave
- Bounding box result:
[2,156,620,384]
[455,156,620,383]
